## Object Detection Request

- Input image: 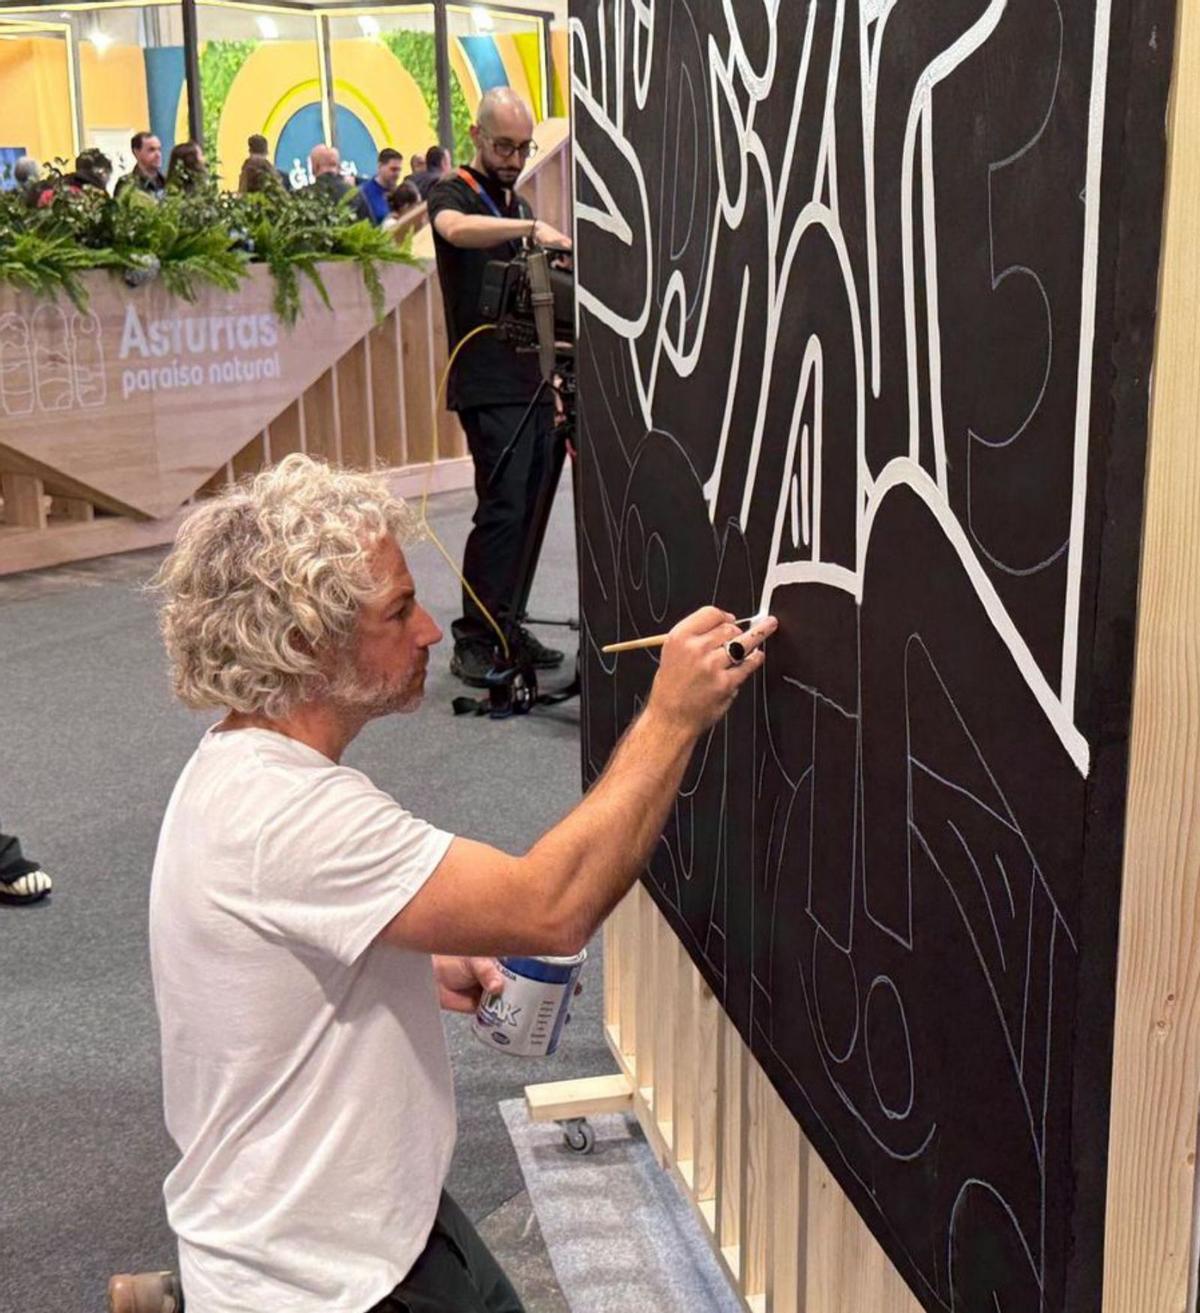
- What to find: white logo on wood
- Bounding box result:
[0,307,107,417]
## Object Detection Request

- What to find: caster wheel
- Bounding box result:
[561,1118,595,1154]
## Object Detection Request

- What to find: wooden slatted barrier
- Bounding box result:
[592,883,929,1313]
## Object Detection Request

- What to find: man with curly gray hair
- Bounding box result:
[140,454,776,1313]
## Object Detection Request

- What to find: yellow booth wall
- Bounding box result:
[79,44,149,140]
[214,39,434,182]
[0,37,74,163]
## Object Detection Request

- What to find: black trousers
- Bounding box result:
[453,400,554,647]
[366,1192,524,1313]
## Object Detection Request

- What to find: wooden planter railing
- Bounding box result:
[0,119,571,576]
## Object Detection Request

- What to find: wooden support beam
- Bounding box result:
[1,472,47,530]
[524,1072,633,1123]
[1104,0,1200,1303]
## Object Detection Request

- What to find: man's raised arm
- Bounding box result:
[378,607,776,958]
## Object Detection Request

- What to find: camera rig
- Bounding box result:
[452,244,579,720]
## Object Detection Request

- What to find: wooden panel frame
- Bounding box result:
[1102,0,1200,1305]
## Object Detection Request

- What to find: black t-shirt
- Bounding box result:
[428,167,543,411]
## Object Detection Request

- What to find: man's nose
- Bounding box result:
[417,607,443,647]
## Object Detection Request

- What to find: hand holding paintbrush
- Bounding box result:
[603,612,772,662]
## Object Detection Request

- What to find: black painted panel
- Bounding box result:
[571,2,1177,1309]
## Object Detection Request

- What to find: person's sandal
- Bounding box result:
[0,868,51,905]
[107,1271,183,1313]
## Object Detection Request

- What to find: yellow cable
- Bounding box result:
[416,323,512,660]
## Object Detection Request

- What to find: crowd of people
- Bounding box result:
[8,130,456,229]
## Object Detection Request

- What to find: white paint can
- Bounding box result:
[472,950,587,1057]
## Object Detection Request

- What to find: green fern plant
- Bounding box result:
[0,168,418,323]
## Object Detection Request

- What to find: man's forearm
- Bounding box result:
[522,706,698,949]
[437,213,533,248]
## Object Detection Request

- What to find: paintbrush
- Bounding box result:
[601,614,766,655]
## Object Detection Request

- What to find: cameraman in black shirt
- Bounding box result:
[428,88,572,687]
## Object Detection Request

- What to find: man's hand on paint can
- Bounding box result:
[434,955,505,1013]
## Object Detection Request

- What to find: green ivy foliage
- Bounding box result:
[379,31,473,164]
[198,39,260,175]
[0,171,415,325]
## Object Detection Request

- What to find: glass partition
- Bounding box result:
[0,0,564,187]
[0,2,194,179]
[445,3,546,161]
[80,4,187,179]
[325,4,438,181]
[0,16,77,168]
[195,2,322,187]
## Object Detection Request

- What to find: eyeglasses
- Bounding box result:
[481,132,538,161]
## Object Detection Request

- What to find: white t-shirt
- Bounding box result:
[149,727,456,1313]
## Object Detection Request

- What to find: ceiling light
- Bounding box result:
[255,15,278,39]
[357,14,380,37]
[89,27,113,53]
[472,6,494,31]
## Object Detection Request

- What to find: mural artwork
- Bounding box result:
[571,1,1175,1309]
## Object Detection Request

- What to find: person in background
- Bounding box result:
[303,144,352,203]
[12,155,40,203]
[0,819,52,905]
[238,154,284,197]
[381,180,421,233]
[115,132,165,201]
[351,148,404,225]
[166,142,206,194]
[35,148,111,205]
[428,88,571,685]
[239,133,290,194]
[408,152,424,177]
[409,145,451,200]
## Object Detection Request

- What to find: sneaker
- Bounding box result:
[450,640,495,689]
[0,867,51,905]
[108,1271,183,1313]
[514,626,565,670]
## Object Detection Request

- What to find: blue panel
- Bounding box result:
[459,35,509,94]
[0,147,28,189]
[275,104,377,183]
[273,103,324,182]
[332,106,376,181]
[143,47,185,153]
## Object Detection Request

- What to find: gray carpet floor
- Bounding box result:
[0,481,616,1313]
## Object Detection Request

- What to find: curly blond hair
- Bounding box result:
[153,454,420,717]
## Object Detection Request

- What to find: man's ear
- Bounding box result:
[287,627,315,659]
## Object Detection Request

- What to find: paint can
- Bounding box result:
[472,950,587,1057]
